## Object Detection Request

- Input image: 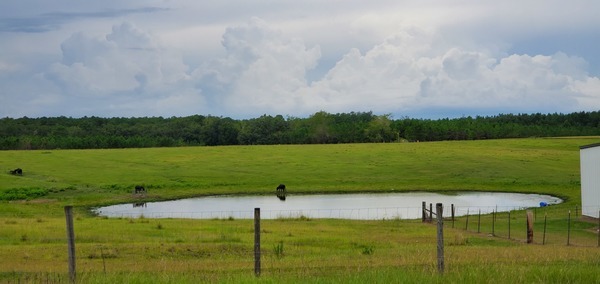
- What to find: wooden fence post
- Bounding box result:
[254,208,261,277]
[492,210,496,236]
[508,211,511,239]
[465,209,469,231]
[422,202,426,223]
[477,209,481,233]
[567,210,571,246]
[429,203,433,222]
[543,213,547,245]
[526,210,534,244]
[451,204,455,228]
[254,208,260,277]
[64,206,76,284]
[436,203,444,274]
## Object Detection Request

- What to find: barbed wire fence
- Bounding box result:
[1,203,598,282]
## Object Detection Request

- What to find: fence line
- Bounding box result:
[90,203,600,248]
[6,203,599,282]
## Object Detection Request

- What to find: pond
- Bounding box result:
[93,191,562,220]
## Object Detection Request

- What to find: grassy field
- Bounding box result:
[0,137,599,283]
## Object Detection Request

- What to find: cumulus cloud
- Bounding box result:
[40,22,204,116]
[49,22,187,94]
[303,28,600,117]
[38,18,596,118]
[1,1,600,119]
[192,18,321,116]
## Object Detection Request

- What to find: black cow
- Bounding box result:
[276,184,286,192]
[134,185,146,194]
[276,184,287,201]
[9,168,22,175]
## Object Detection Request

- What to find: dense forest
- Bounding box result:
[1,111,599,150]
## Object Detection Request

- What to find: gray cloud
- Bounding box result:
[0,7,167,33]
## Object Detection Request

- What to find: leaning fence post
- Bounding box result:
[64,206,76,284]
[436,203,444,274]
[526,210,534,244]
[254,208,261,277]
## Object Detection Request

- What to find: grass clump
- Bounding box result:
[0,187,48,201]
[273,241,285,259]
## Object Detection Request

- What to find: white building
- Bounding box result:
[580,143,600,218]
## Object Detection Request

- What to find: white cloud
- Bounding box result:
[1,1,599,118]
[38,21,200,117]
[192,18,321,116]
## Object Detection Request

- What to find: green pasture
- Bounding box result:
[0,137,599,283]
[0,137,592,208]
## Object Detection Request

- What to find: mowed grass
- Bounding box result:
[0,137,599,283]
[0,137,590,208]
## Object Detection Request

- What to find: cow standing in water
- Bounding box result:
[134,185,146,194]
[276,184,287,201]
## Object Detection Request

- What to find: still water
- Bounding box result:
[93,191,562,220]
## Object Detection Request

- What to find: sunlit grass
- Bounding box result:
[0,137,599,282]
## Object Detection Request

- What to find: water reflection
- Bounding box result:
[132,202,147,208]
[276,191,287,201]
[94,191,562,220]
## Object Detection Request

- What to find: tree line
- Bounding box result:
[0,111,599,150]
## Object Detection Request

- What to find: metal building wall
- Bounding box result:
[580,144,600,218]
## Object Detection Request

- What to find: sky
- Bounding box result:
[1,1,599,119]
